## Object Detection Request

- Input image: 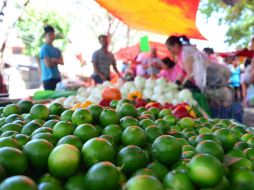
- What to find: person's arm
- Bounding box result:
[44,57,62,67]
[111,56,122,77]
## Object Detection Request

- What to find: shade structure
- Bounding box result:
[218,49,254,58]
[115,41,171,60]
[96,0,205,39]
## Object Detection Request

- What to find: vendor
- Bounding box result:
[39,25,64,90]
[92,35,121,84]
[165,35,208,91]
[145,48,163,78]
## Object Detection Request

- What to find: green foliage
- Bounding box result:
[200,0,254,48]
[16,8,70,56]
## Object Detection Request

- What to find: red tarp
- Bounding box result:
[218,49,254,58]
[115,41,171,60]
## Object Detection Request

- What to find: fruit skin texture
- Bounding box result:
[117,145,148,175]
[48,144,81,179]
[151,135,182,165]
[81,138,115,167]
[0,175,37,190]
[121,126,147,148]
[30,104,49,120]
[195,140,224,162]
[71,109,93,126]
[100,109,119,127]
[214,128,237,151]
[84,161,120,190]
[125,175,164,190]
[188,154,224,187]
[23,139,54,171]
[0,147,27,175]
[163,170,196,190]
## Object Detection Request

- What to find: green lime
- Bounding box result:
[0,147,27,175]
[1,131,18,137]
[60,110,74,122]
[48,144,81,179]
[48,115,60,120]
[139,119,155,129]
[23,139,54,171]
[71,109,93,126]
[0,175,37,190]
[17,100,33,113]
[14,134,30,146]
[74,124,98,142]
[120,116,139,129]
[117,103,138,118]
[38,181,63,190]
[147,161,169,181]
[182,145,195,152]
[110,100,118,108]
[84,161,120,190]
[163,170,195,190]
[100,109,119,127]
[179,117,195,129]
[117,145,147,175]
[0,164,6,182]
[32,132,58,145]
[21,121,41,136]
[188,154,224,187]
[163,115,177,125]
[230,168,254,190]
[121,126,146,148]
[87,104,103,124]
[196,140,224,162]
[99,135,116,147]
[155,119,171,134]
[31,127,53,136]
[132,168,157,178]
[5,114,21,123]
[145,125,163,143]
[158,109,172,119]
[57,135,83,150]
[42,120,58,129]
[49,103,64,116]
[0,137,22,150]
[149,107,160,118]
[53,121,75,139]
[64,173,85,190]
[81,137,114,167]
[244,148,254,160]
[151,135,182,165]
[125,175,164,190]
[196,134,222,145]
[0,123,22,133]
[3,104,21,116]
[241,133,254,142]
[102,124,122,143]
[30,104,49,120]
[214,128,237,151]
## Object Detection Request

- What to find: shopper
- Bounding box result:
[157,57,176,82]
[228,56,241,101]
[145,48,163,77]
[92,35,121,84]
[165,35,208,91]
[39,25,63,90]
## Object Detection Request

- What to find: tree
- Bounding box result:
[200,0,254,48]
[16,7,70,56]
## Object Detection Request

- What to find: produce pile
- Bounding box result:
[0,99,253,190]
[52,76,197,108]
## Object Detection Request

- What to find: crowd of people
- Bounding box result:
[39,25,254,122]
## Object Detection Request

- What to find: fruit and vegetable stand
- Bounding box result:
[0,83,254,190]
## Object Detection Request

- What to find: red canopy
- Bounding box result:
[218,49,254,58]
[115,41,171,60]
[96,0,205,39]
